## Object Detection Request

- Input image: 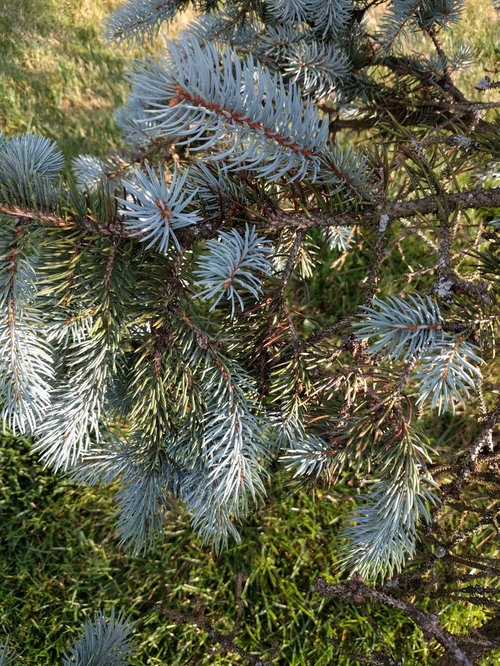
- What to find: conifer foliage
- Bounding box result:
[1,1,499,662]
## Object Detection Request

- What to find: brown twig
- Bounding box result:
[313,575,475,665]
[268,187,500,232]
[430,397,500,526]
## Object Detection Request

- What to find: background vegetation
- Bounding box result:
[0,1,498,663]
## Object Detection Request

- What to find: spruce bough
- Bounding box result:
[1,1,499,663]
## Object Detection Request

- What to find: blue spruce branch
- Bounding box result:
[63,609,135,666]
[117,163,200,253]
[128,38,329,181]
[194,223,273,317]
[103,0,188,46]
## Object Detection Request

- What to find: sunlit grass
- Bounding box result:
[0,0,194,159]
[365,0,498,102]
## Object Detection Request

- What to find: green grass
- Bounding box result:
[0,0,499,663]
[0,438,432,664]
[1,435,497,664]
[0,0,192,160]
